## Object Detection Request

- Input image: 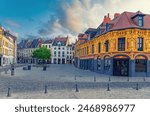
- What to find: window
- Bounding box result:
[58,51,60,57]
[97,57,101,70]
[49,45,51,48]
[137,38,143,51]
[105,40,109,52]
[138,16,144,27]
[118,38,125,51]
[106,23,110,32]
[92,45,94,54]
[87,46,89,55]
[54,58,57,64]
[62,51,65,57]
[135,56,147,72]
[54,51,56,57]
[97,28,101,35]
[98,43,101,53]
[104,58,111,71]
[54,47,56,50]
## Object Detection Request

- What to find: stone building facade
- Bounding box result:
[74,11,150,77]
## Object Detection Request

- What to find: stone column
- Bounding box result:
[129,59,135,77]
[147,60,150,77]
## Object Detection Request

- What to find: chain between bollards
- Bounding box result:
[7,88,11,97]
[44,85,48,94]
[75,84,79,92]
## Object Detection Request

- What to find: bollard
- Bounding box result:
[109,76,111,82]
[107,83,110,91]
[44,85,48,94]
[94,76,96,82]
[5,69,7,74]
[136,83,139,90]
[127,77,130,82]
[11,64,15,76]
[7,88,11,97]
[74,75,76,81]
[143,77,146,82]
[75,84,79,92]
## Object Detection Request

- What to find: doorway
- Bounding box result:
[113,58,129,76]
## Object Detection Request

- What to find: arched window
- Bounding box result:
[135,55,147,72]
[97,57,101,70]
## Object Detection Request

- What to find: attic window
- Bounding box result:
[97,28,101,35]
[57,41,61,46]
[138,16,144,27]
[106,23,110,32]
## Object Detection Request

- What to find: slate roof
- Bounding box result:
[52,37,68,46]
[43,39,54,44]
[18,38,43,49]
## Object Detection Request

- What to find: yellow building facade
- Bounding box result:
[74,11,150,77]
[0,26,17,66]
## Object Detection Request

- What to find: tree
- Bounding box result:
[32,47,51,64]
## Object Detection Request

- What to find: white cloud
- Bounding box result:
[39,0,150,43]
[6,19,21,28]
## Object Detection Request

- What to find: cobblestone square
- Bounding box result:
[0,64,150,99]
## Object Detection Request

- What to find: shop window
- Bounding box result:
[135,56,147,72]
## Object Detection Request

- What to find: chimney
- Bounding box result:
[114,13,120,19]
[103,13,111,25]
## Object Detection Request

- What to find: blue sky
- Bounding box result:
[0,0,150,42]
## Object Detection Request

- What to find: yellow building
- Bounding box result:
[74,11,150,77]
[0,26,17,66]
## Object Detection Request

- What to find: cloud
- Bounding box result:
[6,19,21,28]
[37,0,150,43]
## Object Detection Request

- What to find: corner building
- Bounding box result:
[75,11,150,77]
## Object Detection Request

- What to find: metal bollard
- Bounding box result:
[74,75,76,81]
[143,77,146,82]
[94,76,96,82]
[107,83,110,91]
[136,83,139,90]
[44,85,48,94]
[75,84,79,92]
[7,88,11,97]
[109,76,111,82]
[127,77,130,82]
[5,69,7,74]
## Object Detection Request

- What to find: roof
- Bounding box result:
[52,37,68,46]
[43,39,54,44]
[97,11,150,35]
[18,38,44,49]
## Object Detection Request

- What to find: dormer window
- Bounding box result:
[138,16,144,27]
[106,23,110,32]
[97,28,101,35]
[87,33,91,40]
[57,41,61,46]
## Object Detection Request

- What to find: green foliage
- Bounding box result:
[32,47,51,60]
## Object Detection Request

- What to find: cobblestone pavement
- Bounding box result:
[0,64,150,99]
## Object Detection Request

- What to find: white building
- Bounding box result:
[51,37,73,64]
[41,40,54,63]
